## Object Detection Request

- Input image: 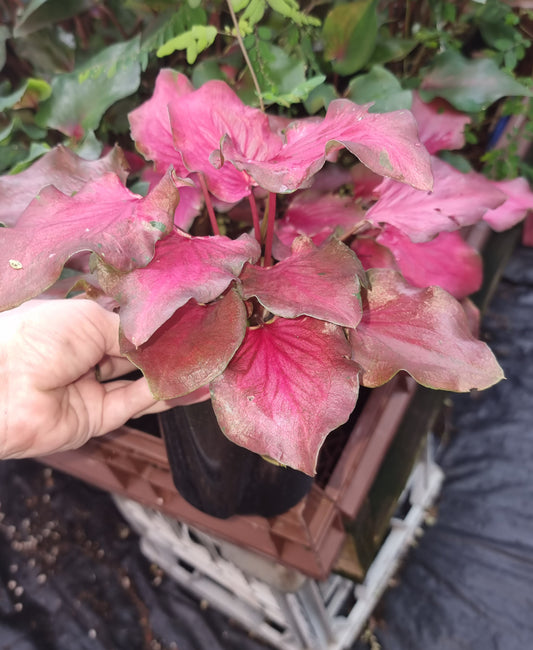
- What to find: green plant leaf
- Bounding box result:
[13,0,94,38]
[238,0,266,35]
[35,36,141,138]
[231,0,250,11]
[0,120,14,142]
[0,84,27,112]
[156,25,217,64]
[0,78,51,112]
[73,130,104,160]
[192,59,227,87]
[370,33,417,65]
[15,119,48,140]
[142,5,207,55]
[303,83,338,114]
[266,0,320,26]
[262,74,326,107]
[8,142,51,174]
[0,25,10,71]
[438,151,473,173]
[322,0,378,76]
[12,26,76,74]
[346,65,412,113]
[249,40,324,107]
[477,0,519,52]
[419,50,533,113]
[0,144,28,174]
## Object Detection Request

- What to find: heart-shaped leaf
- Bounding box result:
[350,236,399,271]
[129,69,194,176]
[346,65,413,113]
[276,190,366,250]
[483,177,533,231]
[366,157,506,242]
[410,92,471,154]
[0,145,129,227]
[273,190,366,260]
[419,50,533,113]
[167,76,282,202]
[142,168,203,231]
[211,316,360,475]
[349,269,504,391]
[0,170,180,311]
[140,72,432,198]
[223,98,433,192]
[97,230,261,346]
[13,0,93,37]
[323,0,379,76]
[375,227,482,299]
[36,36,142,139]
[241,237,365,328]
[121,288,247,399]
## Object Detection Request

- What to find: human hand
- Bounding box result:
[0,299,177,459]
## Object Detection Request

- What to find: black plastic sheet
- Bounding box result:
[0,461,270,650]
[0,244,532,650]
[365,243,533,650]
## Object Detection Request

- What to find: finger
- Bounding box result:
[131,398,179,417]
[96,377,168,436]
[129,391,209,417]
[96,356,139,381]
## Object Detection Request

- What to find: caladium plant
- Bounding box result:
[1,71,532,476]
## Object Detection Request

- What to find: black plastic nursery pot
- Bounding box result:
[158,400,313,519]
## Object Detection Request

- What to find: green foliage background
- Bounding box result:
[1,0,532,179]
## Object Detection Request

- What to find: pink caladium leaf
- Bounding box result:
[376,226,482,299]
[68,278,120,312]
[160,76,432,200]
[121,288,247,399]
[167,77,283,202]
[350,236,399,271]
[275,191,366,254]
[461,297,481,338]
[171,385,211,406]
[129,69,193,175]
[350,163,384,200]
[410,92,471,154]
[366,157,506,242]
[349,269,504,391]
[0,171,180,311]
[483,177,533,231]
[0,145,129,227]
[241,237,365,329]
[211,316,360,475]
[142,168,203,231]
[97,230,261,346]
[222,99,433,193]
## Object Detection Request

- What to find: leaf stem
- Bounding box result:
[263,192,276,267]
[248,193,262,244]
[226,0,265,112]
[198,174,220,236]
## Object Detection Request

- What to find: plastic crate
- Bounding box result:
[42,373,419,580]
[112,439,444,650]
